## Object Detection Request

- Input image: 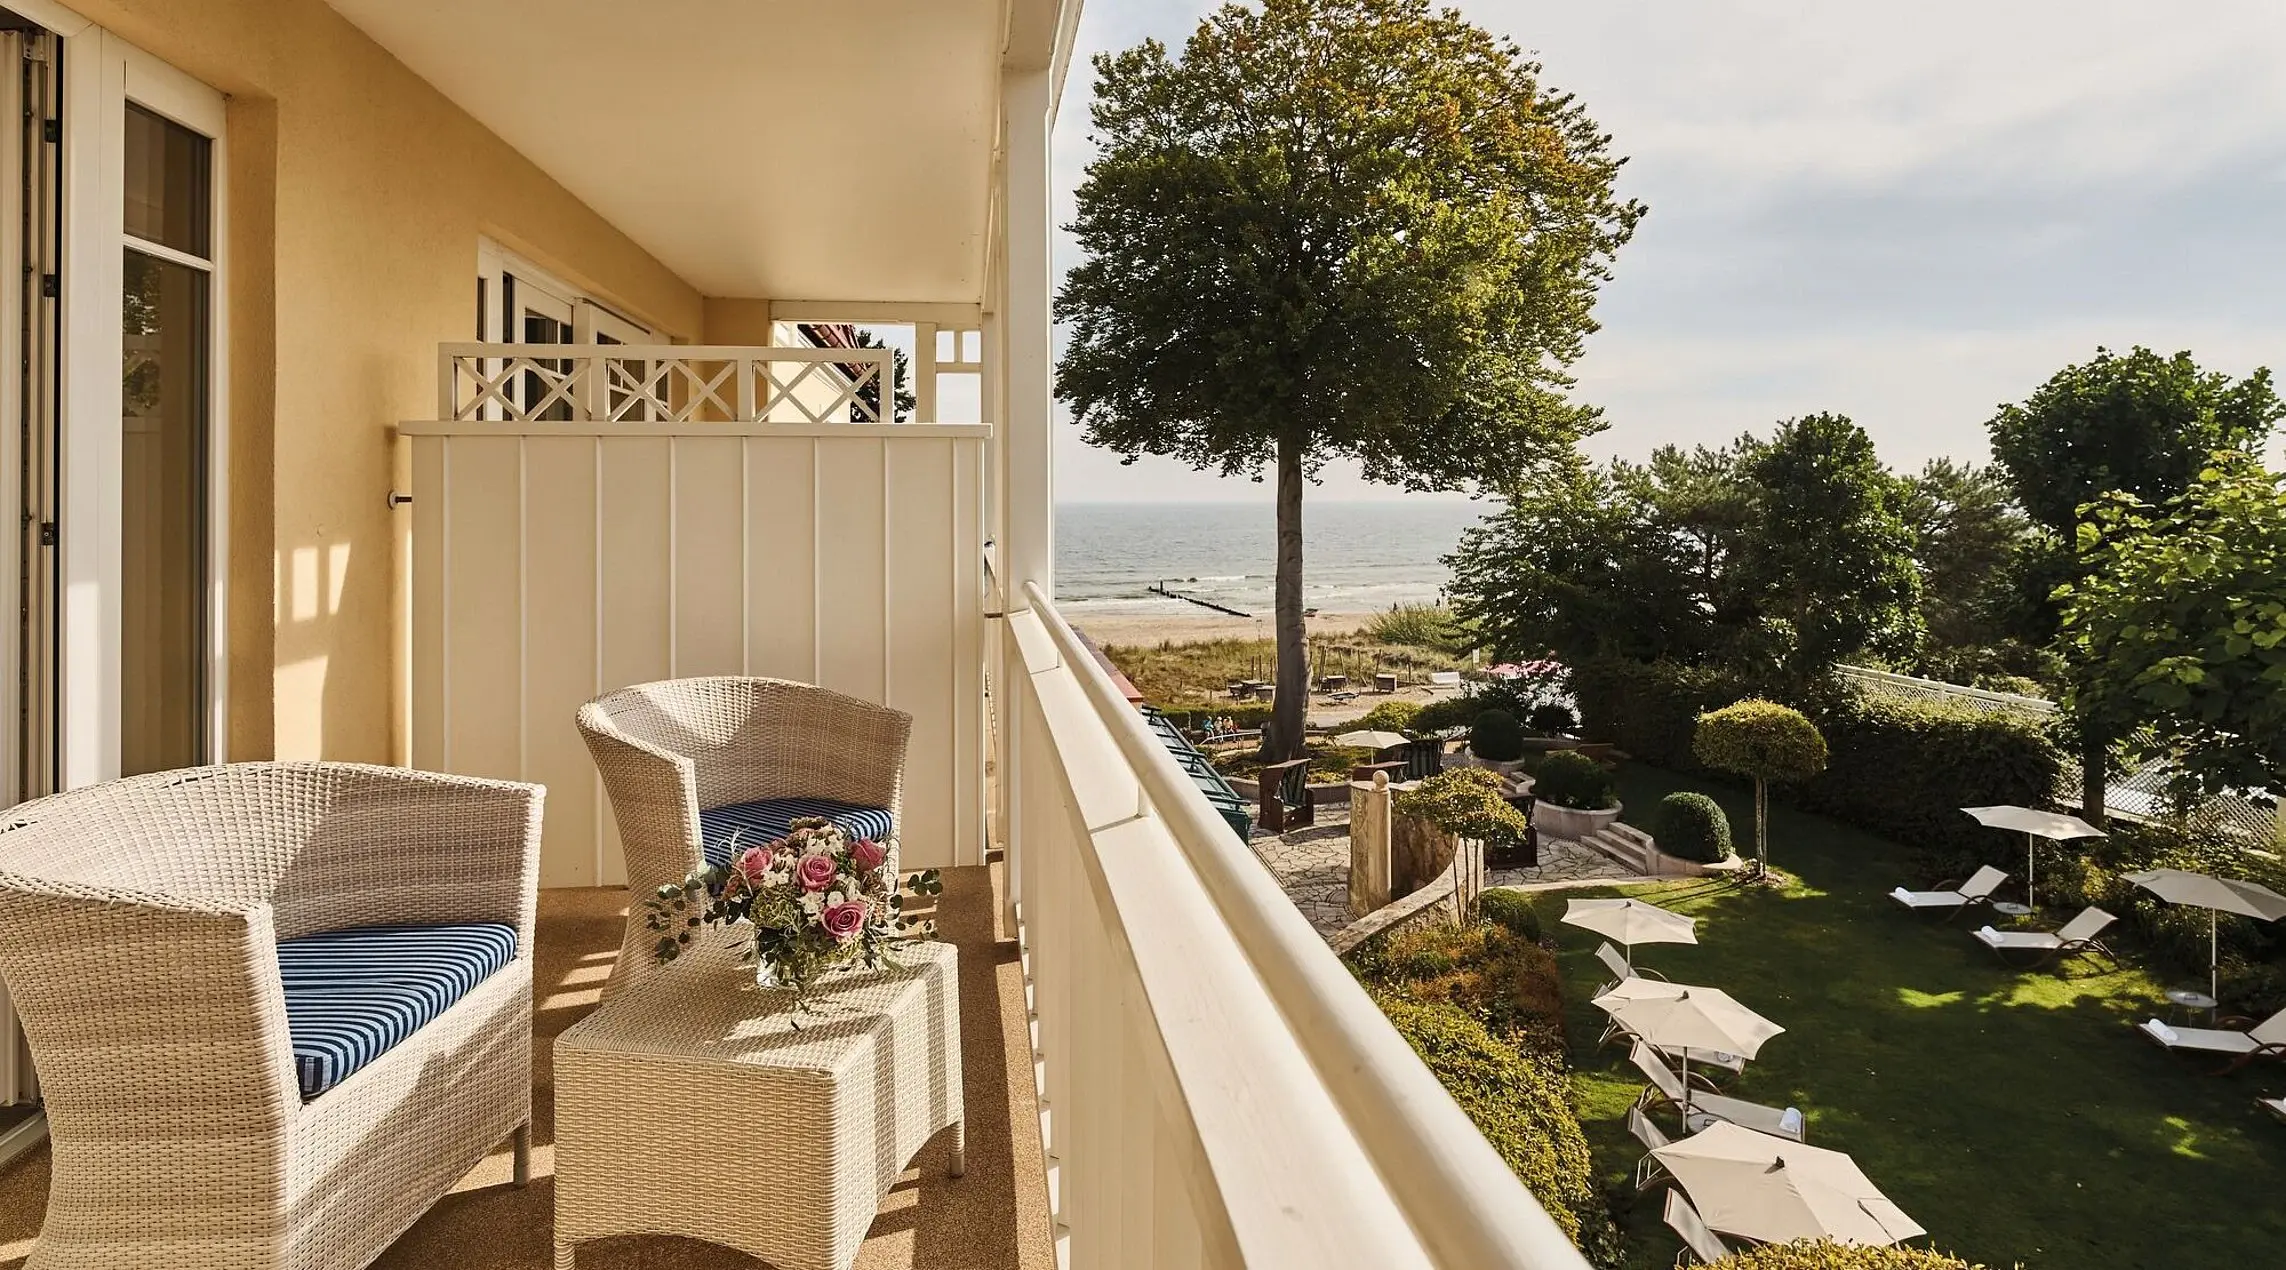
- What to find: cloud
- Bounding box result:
[1051,0,2286,499]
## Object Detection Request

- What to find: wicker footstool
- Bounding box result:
[553,940,963,1270]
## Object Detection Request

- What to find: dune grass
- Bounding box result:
[1102,635,1463,708]
[1531,765,2286,1270]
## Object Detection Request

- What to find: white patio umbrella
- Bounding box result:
[1962,805,2104,909]
[2124,868,2286,999]
[1331,729,1410,753]
[1597,984,1783,1093]
[1651,1122,1925,1246]
[1562,898,1698,970]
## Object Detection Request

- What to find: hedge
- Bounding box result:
[1353,699,1424,734]
[1709,1242,1982,1270]
[1654,791,1733,863]
[1569,659,2060,857]
[1369,990,1621,1264]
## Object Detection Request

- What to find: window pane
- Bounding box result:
[123,103,210,257]
[122,249,209,775]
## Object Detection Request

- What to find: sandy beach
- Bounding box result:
[1070,609,1374,647]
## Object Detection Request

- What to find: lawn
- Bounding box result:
[1530,765,2286,1270]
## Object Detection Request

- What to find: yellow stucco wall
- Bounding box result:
[70,0,706,763]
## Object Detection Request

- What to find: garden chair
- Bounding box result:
[1664,1189,1733,1266]
[1401,738,1444,782]
[1628,1106,1675,1192]
[0,763,543,1270]
[1256,757,1314,832]
[2136,1007,2286,1074]
[1973,905,2117,969]
[1630,1042,1804,1142]
[580,676,908,999]
[1889,864,2009,921]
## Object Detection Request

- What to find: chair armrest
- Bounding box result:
[277,765,544,950]
[579,702,703,900]
[1637,966,1672,982]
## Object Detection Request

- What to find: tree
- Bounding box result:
[1693,700,1827,874]
[2057,454,2286,806]
[850,329,917,422]
[1056,0,1643,758]
[1897,458,2045,685]
[1986,346,2284,821]
[1738,414,1922,688]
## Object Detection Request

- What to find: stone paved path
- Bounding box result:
[1249,807,1644,939]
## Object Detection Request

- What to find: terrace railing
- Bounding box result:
[1000,580,1588,1268]
[435,342,894,425]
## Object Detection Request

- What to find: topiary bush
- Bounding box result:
[1709,1241,1982,1269]
[1527,702,1576,737]
[1353,699,1424,734]
[1695,700,1828,872]
[1471,708,1527,762]
[1534,749,1617,811]
[1477,888,1542,941]
[1369,990,1621,1263]
[1394,768,1531,857]
[1654,791,1733,863]
[1410,694,1482,734]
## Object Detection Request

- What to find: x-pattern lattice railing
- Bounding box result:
[436,343,893,425]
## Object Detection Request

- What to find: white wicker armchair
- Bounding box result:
[0,762,543,1270]
[578,676,910,998]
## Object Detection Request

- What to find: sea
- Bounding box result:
[1054,499,1493,619]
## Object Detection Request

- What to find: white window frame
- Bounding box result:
[53,18,229,786]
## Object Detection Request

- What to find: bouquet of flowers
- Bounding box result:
[644,816,940,1011]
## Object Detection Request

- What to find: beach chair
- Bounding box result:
[1629,1042,1803,1142]
[1972,906,2117,969]
[1256,758,1314,833]
[1890,865,2009,921]
[1628,1105,1675,1192]
[2136,1007,2286,1074]
[1663,1190,1733,1266]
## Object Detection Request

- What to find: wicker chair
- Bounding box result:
[0,762,543,1270]
[578,676,911,998]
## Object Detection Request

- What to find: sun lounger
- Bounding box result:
[1663,1189,1733,1265]
[1593,947,1747,1078]
[1973,906,2116,969]
[1890,865,2009,920]
[2136,1007,2286,1074]
[1629,1042,1804,1142]
[1628,1105,1674,1191]
[2260,1096,2286,1122]
[1594,940,1668,997]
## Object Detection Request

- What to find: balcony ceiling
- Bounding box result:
[324,0,1004,304]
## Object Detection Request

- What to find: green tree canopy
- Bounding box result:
[1694,699,1828,872]
[1056,0,1642,755]
[2058,454,2286,804]
[1898,458,2048,685]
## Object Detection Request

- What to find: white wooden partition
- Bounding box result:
[403,345,988,887]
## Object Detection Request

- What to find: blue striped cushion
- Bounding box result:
[699,797,894,868]
[276,923,518,1101]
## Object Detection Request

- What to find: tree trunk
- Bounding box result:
[2080,731,2109,829]
[1270,433,1309,762]
[1754,777,1769,874]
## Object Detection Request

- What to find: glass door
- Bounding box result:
[118,102,212,777]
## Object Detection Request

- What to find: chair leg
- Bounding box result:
[513,1122,532,1187]
[951,1116,967,1178]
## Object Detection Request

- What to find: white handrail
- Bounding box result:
[1019,580,1589,1269]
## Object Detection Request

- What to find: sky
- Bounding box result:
[1049,0,2286,502]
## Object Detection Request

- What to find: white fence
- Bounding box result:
[1002,579,1588,1269]
[403,344,989,886]
[1837,665,2278,843]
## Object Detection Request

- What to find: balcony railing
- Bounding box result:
[1000,580,1589,1269]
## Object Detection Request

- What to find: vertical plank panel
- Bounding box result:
[598,438,674,886]
[409,437,446,772]
[889,439,955,869]
[744,437,818,680]
[523,437,600,888]
[813,437,887,701]
[442,437,521,781]
[952,438,984,866]
[672,436,745,676]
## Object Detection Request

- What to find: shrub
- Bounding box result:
[1709,1242,1982,1270]
[1527,702,1576,736]
[1364,602,1472,654]
[1394,768,1530,854]
[1368,991,1620,1262]
[1535,750,1617,811]
[1411,694,1484,734]
[1353,699,1424,734]
[1654,791,1734,863]
[1472,709,1527,762]
[1477,888,1542,941]
[1355,919,1566,1053]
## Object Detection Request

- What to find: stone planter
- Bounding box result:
[1454,749,1528,780]
[1532,799,1623,842]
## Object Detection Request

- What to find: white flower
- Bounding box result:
[803,838,833,857]
[801,892,825,916]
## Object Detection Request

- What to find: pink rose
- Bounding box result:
[819,899,868,942]
[733,847,771,885]
[851,838,887,872]
[796,852,840,893]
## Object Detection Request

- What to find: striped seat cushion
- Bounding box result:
[276,922,519,1101]
[699,797,894,867]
